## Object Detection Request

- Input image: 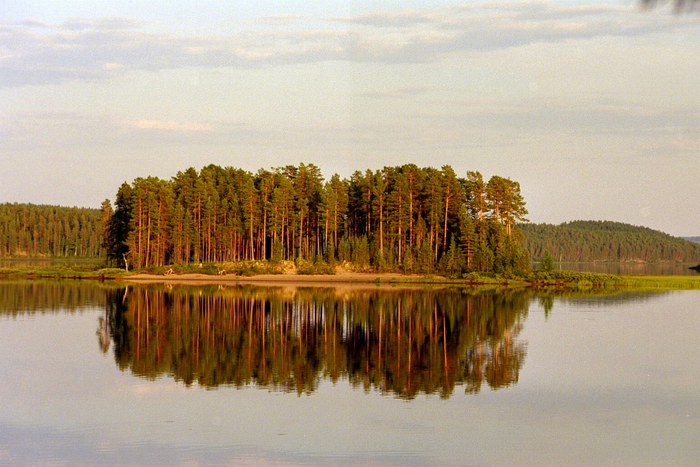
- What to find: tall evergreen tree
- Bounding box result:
[107,183,134,269]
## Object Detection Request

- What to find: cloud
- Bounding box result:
[360,86,431,100]
[671,133,700,153]
[0,112,223,151]
[102,62,124,71]
[336,10,439,28]
[132,119,214,133]
[60,17,144,31]
[0,2,693,87]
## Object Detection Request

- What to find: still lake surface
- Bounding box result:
[1,281,698,465]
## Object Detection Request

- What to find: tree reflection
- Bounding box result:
[0,281,106,315]
[104,286,530,398]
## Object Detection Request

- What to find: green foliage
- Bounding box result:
[0,263,122,279]
[526,270,624,288]
[402,248,415,274]
[105,183,133,268]
[295,259,335,275]
[325,239,336,265]
[616,275,700,289]
[221,261,283,276]
[417,240,435,274]
[337,237,351,263]
[373,248,388,272]
[540,250,555,272]
[270,239,284,264]
[350,235,371,271]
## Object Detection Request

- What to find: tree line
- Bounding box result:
[103,163,530,274]
[0,203,105,258]
[521,220,700,263]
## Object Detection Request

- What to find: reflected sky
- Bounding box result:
[1,285,699,465]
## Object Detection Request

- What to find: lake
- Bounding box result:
[1,281,698,465]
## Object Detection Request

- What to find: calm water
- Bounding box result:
[1,282,698,465]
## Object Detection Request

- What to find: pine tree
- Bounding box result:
[107,183,134,269]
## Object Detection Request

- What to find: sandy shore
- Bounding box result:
[119,271,458,288]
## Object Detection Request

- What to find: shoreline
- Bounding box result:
[3,266,700,290]
[118,271,470,288]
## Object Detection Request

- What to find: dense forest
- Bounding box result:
[0,203,105,258]
[102,163,530,274]
[521,220,700,263]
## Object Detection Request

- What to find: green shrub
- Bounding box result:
[296,259,335,275]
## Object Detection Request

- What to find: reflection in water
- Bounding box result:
[104,286,530,398]
[534,288,674,317]
[0,281,106,316]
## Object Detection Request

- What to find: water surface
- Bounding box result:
[0,282,698,465]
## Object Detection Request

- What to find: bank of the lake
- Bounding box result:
[2,263,700,290]
[0,265,130,281]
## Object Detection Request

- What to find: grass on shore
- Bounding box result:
[0,265,131,280]
[615,274,700,289]
[2,261,700,290]
[525,270,700,290]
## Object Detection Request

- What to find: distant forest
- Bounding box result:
[102,164,530,274]
[521,220,700,263]
[0,203,105,258]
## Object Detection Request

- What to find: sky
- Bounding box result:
[1,1,698,236]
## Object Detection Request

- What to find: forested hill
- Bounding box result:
[521,220,700,263]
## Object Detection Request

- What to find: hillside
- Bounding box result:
[521,220,700,263]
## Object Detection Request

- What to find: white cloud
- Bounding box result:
[102,61,124,71]
[132,119,214,133]
[1,2,694,87]
[60,17,144,31]
[335,10,439,28]
[671,134,700,153]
